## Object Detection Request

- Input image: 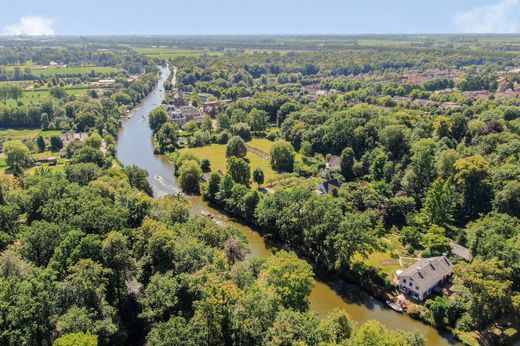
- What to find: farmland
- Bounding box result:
[134,47,222,59]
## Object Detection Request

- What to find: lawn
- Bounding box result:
[0,128,63,141]
[5,88,91,106]
[247,138,303,161]
[179,143,281,181]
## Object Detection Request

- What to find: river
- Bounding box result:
[116,65,458,346]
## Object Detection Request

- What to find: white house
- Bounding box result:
[396,255,453,302]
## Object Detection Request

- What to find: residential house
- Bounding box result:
[173,91,187,107]
[169,111,186,128]
[202,100,219,117]
[317,178,340,194]
[396,255,453,302]
[180,105,203,125]
[326,155,341,171]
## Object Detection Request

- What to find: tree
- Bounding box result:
[178,160,201,193]
[433,116,453,139]
[318,309,353,344]
[200,159,211,173]
[8,86,22,105]
[265,309,322,345]
[201,115,213,132]
[101,231,134,305]
[493,180,520,218]
[50,86,67,99]
[149,107,168,132]
[226,136,247,158]
[85,133,102,149]
[156,122,178,153]
[331,213,379,271]
[454,258,512,328]
[247,108,269,131]
[422,178,454,226]
[379,125,411,160]
[403,138,437,203]
[261,251,314,311]
[349,320,425,346]
[125,165,153,196]
[72,147,106,167]
[0,85,10,104]
[53,332,97,346]
[231,122,252,141]
[227,157,250,186]
[252,167,264,188]
[36,136,46,152]
[20,221,62,267]
[50,136,64,152]
[4,140,32,175]
[270,141,295,172]
[147,316,197,346]
[340,147,355,181]
[454,155,492,221]
[65,163,102,186]
[205,173,221,201]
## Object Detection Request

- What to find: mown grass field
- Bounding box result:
[1,63,121,77]
[0,128,63,142]
[4,88,91,106]
[179,142,280,181]
[179,138,303,182]
[134,47,222,59]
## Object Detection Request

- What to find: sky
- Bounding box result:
[2,0,520,36]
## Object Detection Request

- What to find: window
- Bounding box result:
[403,279,407,284]
[409,282,412,287]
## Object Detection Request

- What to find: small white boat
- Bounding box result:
[201,210,213,219]
[386,300,404,313]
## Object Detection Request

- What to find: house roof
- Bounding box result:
[450,242,472,261]
[180,106,201,117]
[327,155,341,170]
[398,255,453,290]
[319,178,340,193]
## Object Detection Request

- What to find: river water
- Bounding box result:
[116,66,458,346]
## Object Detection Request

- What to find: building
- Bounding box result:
[450,242,472,261]
[197,93,214,103]
[173,91,187,107]
[202,100,219,117]
[97,79,116,86]
[396,255,453,302]
[326,155,341,171]
[169,111,186,128]
[317,178,340,194]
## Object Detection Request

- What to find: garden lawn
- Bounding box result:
[247,138,303,161]
[179,143,280,181]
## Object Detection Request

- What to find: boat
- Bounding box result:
[386,300,404,313]
[201,210,213,219]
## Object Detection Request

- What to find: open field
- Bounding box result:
[247,137,303,161]
[0,128,63,142]
[134,47,222,59]
[1,63,121,77]
[4,88,92,106]
[179,142,280,181]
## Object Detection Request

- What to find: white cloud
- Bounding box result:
[4,16,55,36]
[454,0,520,33]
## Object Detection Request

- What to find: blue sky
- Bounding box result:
[2,0,520,35]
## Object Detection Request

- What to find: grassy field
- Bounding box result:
[179,142,280,181]
[247,138,303,161]
[134,47,222,59]
[1,63,121,77]
[4,88,91,106]
[0,128,63,142]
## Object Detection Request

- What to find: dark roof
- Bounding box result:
[319,178,340,193]
[450,242,472,261]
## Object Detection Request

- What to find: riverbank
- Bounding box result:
[116,65,459,346]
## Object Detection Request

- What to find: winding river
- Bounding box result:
[116,66,458,346]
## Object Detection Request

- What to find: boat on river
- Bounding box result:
[386,300,404,313]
